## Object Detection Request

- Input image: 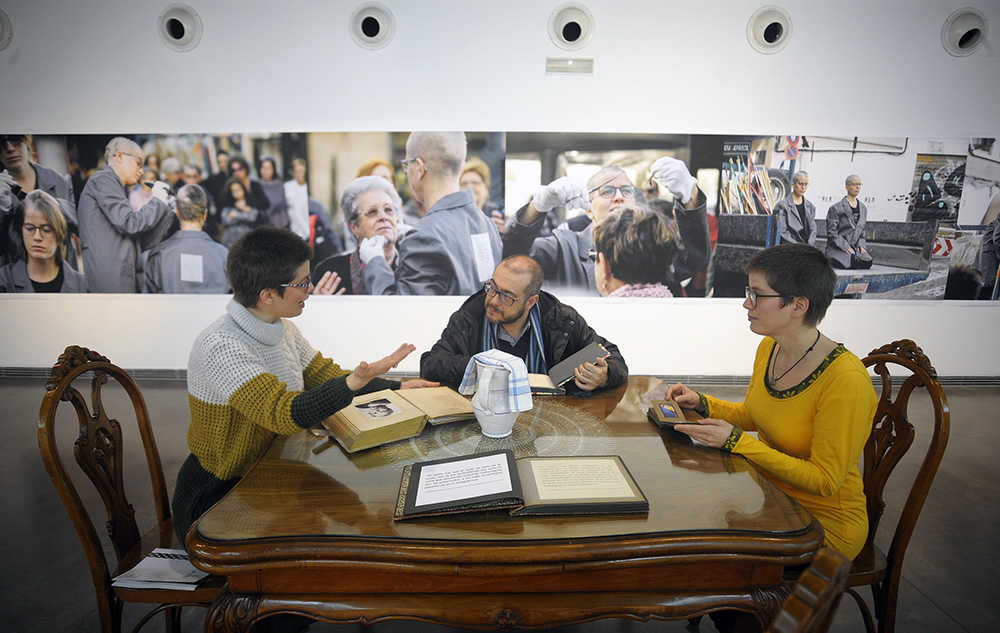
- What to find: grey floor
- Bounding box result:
[3,377,997,633]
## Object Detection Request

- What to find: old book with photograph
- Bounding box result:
[322,387,475,453]
[646,399,693,428]
[394,450,648,520]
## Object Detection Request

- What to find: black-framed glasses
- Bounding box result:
[586,249,598,262]
[1,135,27,147]
[400,157,421,169]
[589,184,642,200]
[23,223,55,235]
[280,278,313,290]
[745,286,785,307]
[483,279,519,306]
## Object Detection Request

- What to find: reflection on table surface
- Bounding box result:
[196,376,811,543]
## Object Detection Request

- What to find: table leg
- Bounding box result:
[205,588,261,633]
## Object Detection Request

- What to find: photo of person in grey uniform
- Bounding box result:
[773,170,817,246]
[77,137,174,292]
[825,174,872,269]
[145,184,230,294]
[361,131,503,296]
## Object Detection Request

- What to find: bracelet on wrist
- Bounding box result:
[721,425,744,453]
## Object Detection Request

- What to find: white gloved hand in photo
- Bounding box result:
[532,176,589,214]
[359,235,387,264]
[649,156,698,205]
[151,181,171,203]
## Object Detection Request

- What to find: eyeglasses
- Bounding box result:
[483,279,520,306]
[400,157,422,170]
[1,135,27,147]
[23,223,55,235]
[231,164,247,172]
[589,184,642,200]
[586,249,598,262]
[119,152,143,165]
[744,286,785,307]
[280,278,313,290]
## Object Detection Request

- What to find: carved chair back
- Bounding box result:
[37,346,173,632]
[855,338,950,632]
[767,547,851,633]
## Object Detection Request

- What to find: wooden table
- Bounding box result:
[188,376,822,632]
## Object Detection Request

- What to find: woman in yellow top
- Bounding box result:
[669,243,876,559]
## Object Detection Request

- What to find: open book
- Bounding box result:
[528,341,610,395]
[394,450,648,520]
[321,386,475,453]
[111,548,209,591]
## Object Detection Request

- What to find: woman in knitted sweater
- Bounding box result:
[667,244,876,559]
[172,227,437,543]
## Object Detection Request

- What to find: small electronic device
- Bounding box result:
[647,399,694,428]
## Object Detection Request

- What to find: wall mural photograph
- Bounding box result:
[1,131,997,300]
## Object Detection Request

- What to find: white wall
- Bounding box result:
[2,294,997,377]
[1,0,998,376]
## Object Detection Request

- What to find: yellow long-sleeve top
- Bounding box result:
[705,338,876,559]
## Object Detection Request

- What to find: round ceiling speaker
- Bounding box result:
[158,4,203,52]
[747,5,792,54]
[350,3,395,50]
[548,4,595,51]
[942,7,987,57]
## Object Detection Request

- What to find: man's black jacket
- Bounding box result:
[420,289,628,395]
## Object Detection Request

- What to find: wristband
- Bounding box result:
[721,424,744,453]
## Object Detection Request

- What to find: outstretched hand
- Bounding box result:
[314,271,345,295]
[401,378,440,389]
[346,343,416,391]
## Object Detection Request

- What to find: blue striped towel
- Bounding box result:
[459,349,534,414]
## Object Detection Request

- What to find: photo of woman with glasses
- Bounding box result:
[313,176,402,295]
[0,190,87,293]
[665,243,876,559]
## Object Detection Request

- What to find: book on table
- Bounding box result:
[528,341,609,395]
[111,548,209,591]
[321,386,475,453]
[647,399,700,428]
[393,449,648,520]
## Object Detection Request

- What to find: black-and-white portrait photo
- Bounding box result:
[355,398,398,419]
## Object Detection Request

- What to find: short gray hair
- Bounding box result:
[176,184,208,222]
[161,157,181,174]
[792,170,809,184]
[405,132,467,178]
[846,174,862,186]
[587,165,629,190]
[341,176,402,226]
[104,137,140,165]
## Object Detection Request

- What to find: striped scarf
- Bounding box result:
[482,303,547,374]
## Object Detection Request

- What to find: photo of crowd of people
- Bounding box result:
[2,131,997,300]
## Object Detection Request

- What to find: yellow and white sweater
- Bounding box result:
[172,300,396,540]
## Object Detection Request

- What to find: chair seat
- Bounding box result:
[113,521,225,605]
[848,542,887,587]
[114,574,225,604]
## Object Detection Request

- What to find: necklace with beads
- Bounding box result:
[770,330,822,384]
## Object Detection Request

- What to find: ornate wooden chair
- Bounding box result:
[37,346,223,633]
[845,339,951,633]
[766,547,851,633]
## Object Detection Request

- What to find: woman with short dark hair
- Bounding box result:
[667,243,876,559]
[593,206,676,297]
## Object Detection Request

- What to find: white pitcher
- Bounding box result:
[471,360,519,438]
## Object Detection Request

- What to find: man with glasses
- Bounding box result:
[0,134,80,268]
[503,156,708,294]
[420,255,628,393]
[77,137,173,292]
[362,131,502,295]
